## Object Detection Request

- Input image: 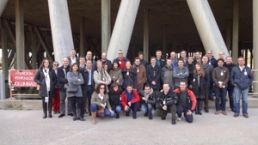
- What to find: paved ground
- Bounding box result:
[0,108,258,145]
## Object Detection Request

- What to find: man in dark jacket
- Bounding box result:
[139,85,156,120]
[180,50,188,67]
[67,49,79,65]
[193,51,202,64]
[155,83,178,125]
[146,57,162,92]
[187,56,195,86]
[57,57,72,118]
[173,59,189,88]
[202,55,213,112]
[174,81,196,123]
[207,50,217,99]
[122,61,137,90]
[155,50,166,68]
[224,56,237,112]
[161,59,174,89]
[113,50,129,70]
[138,51,148,67]
[212,59,229,115]
[230,57,254,118]
[101,52,112,70]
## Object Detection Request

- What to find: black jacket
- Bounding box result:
[156,58,166,68]
[224,63,237,89]
[122,68,137,89]
[190,72,209,99]
[34,68,57,98]
[139,89,156,105]
[108,91,121,110]
[202,63,213,87]
[156,90,178,109]
[57,65,70,91]
[140,59,148,67]
[102,59,112,70]
[187,63,195,86]
[146,64,162,90]
[79,66,95,90]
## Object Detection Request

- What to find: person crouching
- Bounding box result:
[139,85,156,120]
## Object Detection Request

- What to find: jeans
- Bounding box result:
[215,86,227,111]
[59,90,72,115]
[70,96,83,117]
[125,102,140,117]
[227,87,235,110]
[83,85,94,115]
[209,80,214,98]
[113,105,122,114]
[90,104,114,117]
[141,103,153,116]
[177,105,193,123]
[233,86,248,115]
[204,86,209,110]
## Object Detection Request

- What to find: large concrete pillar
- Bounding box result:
[143,8,149,61]
[48,0,74,64]
[107,0,140,61]
[80,17,86,56]
[15,0,25,69]
[253,0,258,94]
[186,0,229,59]
[101,0,111,53]
[0,0,8,16]
[232,0,239,62]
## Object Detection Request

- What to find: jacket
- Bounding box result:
[93,68,111,88]
[121,90,140,108]
[161,65,174,87]
[66,72,84,97]
[174,88,196,111]
[156,90,178,109]
[212,66,229,87]
[122,68,137,89]
[208,57,217,68]
[170,58,178,68]
[146,64,162,90]
[173,66,189,87]
[202,63,213,87]
[108,91,121,110]
[230,66,254,90]
[102,59,112,70]
[109,68,123,84]
[156,57,166,68]
[187,63,195,86]
[140,59,148,67]
[80,66,95,90]
[57,65,70,91]
[67,57,79,65]
[190,72,209,99]
[224,63,237,89]
[133,64,147,90]
[113,57,129,70]
[139,88,156,105]
[91,92,111,110]
[34,68,57,98]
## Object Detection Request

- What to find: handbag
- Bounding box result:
[96,109,105,117]
[67,86,79,93]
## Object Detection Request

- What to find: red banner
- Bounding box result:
[9,70,37,87]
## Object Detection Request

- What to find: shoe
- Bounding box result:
[172,119,176,125]
[43,115,47,119]
[233,114,239,117]
[195,111,198,115]
[54,112,58,114]
[58,114,65,118]
[231,108,235,112]
[133,116,137,119]
[205,109,209,113]
[222,111,227,115]
[209,98,215,101]
[73,115,77,121]
[243,114,249,118]
[77,116,80,120]
[91,112,96,124]
[148,116,153,120]
[116,113,120,119]
[79,117,85,121]
[49,114,52,118]
[198,111,202,115]
[144,113,148,117]
[125,112,130,117]
[177,117,181,121]
[68,113,73,116]
[161,116,166,120]
[214,111,220,115]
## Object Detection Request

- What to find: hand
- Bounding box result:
[65,84,68,87]
[142,97,147,101]
[124,106,129,111]
[116,80,119,83]
[189,85,192,89]
[234,84,237,86]
[101,104,105,108]
[105,81,110,85]
[152,81,156,85]
[109,109,114,114]
[160,89,164,92]
[219,84,223,88]
[162,105,167,111]
[187,110,192,115]
[78,79,81,82]
[128,102,131,106]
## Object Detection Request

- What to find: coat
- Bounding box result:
[161,65,174,87]
[139,89,156,105]
[122,68,137,89]
[109,68,123,84]
[173,66,189,87]
[224,63,237,89]
[34,68,57,98]
[66,72,84,97]
[140,59,148,67]
[102,59,112,71]
[80,66,95,90]
[133,64,147,91]
[57,65,70,91]
[67,57,79,65]
[91,92,111,110]
[108,91,121,110]
[156,90,178,109]
[208,57,217,68]
[156,57,166,68]
[212,66,229,87]
[230,66,254,90]
[146,64,162,90]
[121,90,140,108]
[174,88,197,111]
[187,63,195,86]
[190,72,209,99]
[93,68,111,88]
[202,63,213,87]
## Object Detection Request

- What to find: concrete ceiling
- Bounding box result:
[1,0,253,51]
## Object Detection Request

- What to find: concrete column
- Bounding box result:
[48,0,74,64]
[226,19,232,52]
[15,0,25,69]
[1,21,8,80]
[30,26,37,69]
[163,25,167,56]
[232,0,239,62]
[143,8,149,61]
[101,0,111,53]
[80,17,86,56]
[0,0,8,16]
[107,0,140,61]
[186,0,229,59]
[253,0,258,94]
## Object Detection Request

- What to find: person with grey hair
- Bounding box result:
[68,49,79,65]
[180,50,188,67]
[170,51,178,67]
[52,61,60,114]
[161,59,174,89]
[113,50,129,70]
[219,51,225,60]
[101,52,112,70]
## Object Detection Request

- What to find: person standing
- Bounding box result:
[34,59,57,119]
[207,50,217,100]
[138,51,148,67]
[101,52,112,70]
[180,50,188,67]
[109,62,123,85]
[52,61,60,114]
[68,49,79,65]
[170,51,178,68]
[193,51,202,64]
[161,59,174,89]
[173,59,189,88]
[113,50,129,70]
[93,60,111,91]
[122,61,137,90]
[187,56,195,87]
[155,50,166,68]
[133,57,147,91]
[146,57,162,92]
[212,59,229,115]
[231,57,254,118]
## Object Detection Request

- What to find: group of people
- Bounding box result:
[34,49,254,125]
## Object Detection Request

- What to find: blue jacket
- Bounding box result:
[230,66,254,90]
[208,57,217,68]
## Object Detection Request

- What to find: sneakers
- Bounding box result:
[177,117,181,121]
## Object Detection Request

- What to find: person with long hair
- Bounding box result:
[109,62,123,85]
[52,61,60,114]
[108,83,122,118]
[67,63,85,121]
[189,63,209,115]
[91,83,114,124]
[34,59,57,119]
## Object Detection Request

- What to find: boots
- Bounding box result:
[43,102,47,119]
[198,101,202,115]
[73,114,77,121]
[91,112,96,124]
[195,106,198,115]
[49,111,52,118]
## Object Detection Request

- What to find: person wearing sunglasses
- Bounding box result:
[52,61,60,114]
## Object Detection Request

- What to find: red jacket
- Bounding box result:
[174,88,197,111]
[121,90,140,107]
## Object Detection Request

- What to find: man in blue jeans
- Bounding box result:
[139,85,156,120]
[230,57,254,118]
[212,58,229,115]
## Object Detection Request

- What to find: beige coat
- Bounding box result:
[93,68,111,88]
[109,68,123,83]
[91,92,111,110]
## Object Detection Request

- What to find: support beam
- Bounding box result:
[253,0,258,95]
[0,0,8,16]
[226,19,232,52]
[232,0,239,62]
[48,0,74,64]
[29,26,37,69]
[143,8,149,61]
[15,0,25,69]
[101,0,111,53]
[107,0,140,61]
[163,24,167,56]
[80,18,86,56]
[186,0,229,59]
[0,20,8,80]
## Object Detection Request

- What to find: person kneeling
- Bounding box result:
[139,85,156,120]
[91,83,114,124]
[155,83,178,125]
[174,81,196,123]
[121,84,140,119]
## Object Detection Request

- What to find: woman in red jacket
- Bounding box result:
[121,84,140,119]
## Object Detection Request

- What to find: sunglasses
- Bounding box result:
[54,64,59,66]
[100,87,105,89]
